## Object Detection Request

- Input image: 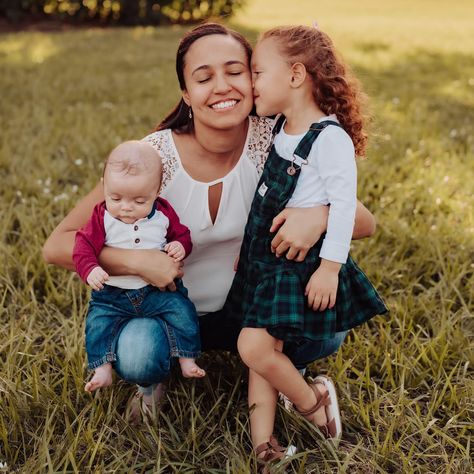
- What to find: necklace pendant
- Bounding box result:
[287,166,296,176]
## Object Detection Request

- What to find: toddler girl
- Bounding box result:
[73,140,205,395]
[225,25,388,468]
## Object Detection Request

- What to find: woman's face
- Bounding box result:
[182,34,253,131]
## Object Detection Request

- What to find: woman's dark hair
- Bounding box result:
[155,23,253,134]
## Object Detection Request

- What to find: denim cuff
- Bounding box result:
[169,349,201,359]
[87,352,117,370]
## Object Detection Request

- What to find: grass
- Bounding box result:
[1,0,473,472]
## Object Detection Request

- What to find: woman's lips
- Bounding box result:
[210,99,238,110]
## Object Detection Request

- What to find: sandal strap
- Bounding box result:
[319,417,337,439]
[295,387,330,417]
[255,436,286,461]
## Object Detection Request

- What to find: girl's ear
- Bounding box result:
[290,62,307,88]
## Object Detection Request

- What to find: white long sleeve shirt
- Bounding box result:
[273,115,357,263]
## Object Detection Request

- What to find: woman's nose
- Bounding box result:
[214,74,232,93]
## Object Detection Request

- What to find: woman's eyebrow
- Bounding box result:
[191,60,247,76]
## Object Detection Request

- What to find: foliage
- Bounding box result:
[0,0,245,25]
[0,0,473,472]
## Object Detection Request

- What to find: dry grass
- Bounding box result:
[1,1,473,472]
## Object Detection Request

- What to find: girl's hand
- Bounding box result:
[270,206,329,261]
[164,241,186,261]
[86,266,109,291]
[305,260,341,311]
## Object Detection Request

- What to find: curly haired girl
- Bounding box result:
[225,25,388,468]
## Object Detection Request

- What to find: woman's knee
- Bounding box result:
[114,318,171,385]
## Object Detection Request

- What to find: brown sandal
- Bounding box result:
[255,436,286,473]
[125,385,165,425]
[295,377,342,439]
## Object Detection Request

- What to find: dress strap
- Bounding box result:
[293,120,342,160]
[271,114,287,136]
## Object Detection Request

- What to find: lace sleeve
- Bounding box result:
[142,130,180,193]
[246,116,276,176]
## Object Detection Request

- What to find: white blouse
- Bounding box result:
[143,116,274,314]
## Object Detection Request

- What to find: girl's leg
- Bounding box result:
[238,328,328,427]
[248,368,278,448]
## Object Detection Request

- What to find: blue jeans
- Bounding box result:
[113,307,347,386]
[86,281,200,371]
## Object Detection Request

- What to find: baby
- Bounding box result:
[73,140,205,392]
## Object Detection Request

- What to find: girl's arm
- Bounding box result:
[42,183,183,289]
[269,200,376,262]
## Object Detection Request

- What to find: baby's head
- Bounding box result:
[103,141,162,224]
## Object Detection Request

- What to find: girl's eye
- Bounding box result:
[136,201,146,205]
[197,77,210,84]
[111,197,120,202]
[229,71,242,76]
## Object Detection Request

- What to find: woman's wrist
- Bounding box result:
[99,247,141,276]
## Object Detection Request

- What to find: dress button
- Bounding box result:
[135,238,140,244]
[134,225,138,231]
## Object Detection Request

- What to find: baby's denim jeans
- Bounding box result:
[85,280,200,370]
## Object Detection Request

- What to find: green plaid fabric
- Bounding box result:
[225,117,388,343]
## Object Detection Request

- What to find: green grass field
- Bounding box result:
[1,0,473,472]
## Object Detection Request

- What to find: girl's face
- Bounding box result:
[182,34,253,131]
[251,38,292,117]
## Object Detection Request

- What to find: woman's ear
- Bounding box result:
[290,63,307,88]
[182,89,191,106]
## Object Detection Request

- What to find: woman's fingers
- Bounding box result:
[269,210,288,233]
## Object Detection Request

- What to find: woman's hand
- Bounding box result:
[269,201,376,261]
[270,206,329,261]
[99,247,183,291]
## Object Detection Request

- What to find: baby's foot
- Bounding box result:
[85,363,113,392]
[179,358,206,378]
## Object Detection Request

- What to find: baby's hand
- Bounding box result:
[165,241,186,261]
[305,260,341,311]
[87,266,109,291]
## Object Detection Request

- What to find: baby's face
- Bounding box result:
[103,171,160,224]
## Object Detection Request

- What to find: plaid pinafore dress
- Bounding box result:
[225,117,388,343]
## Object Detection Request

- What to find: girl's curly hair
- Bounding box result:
[261,26,369,157]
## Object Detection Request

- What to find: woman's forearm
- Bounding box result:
[42,182,104,270]
[98,247,139,276]
[42,229,77,271]
[353,201,376,240]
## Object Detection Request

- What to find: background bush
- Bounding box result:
[0,0,245,25]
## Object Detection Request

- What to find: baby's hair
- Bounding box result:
[103,141,162,181]
[261,26,369,157]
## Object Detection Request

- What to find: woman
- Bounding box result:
[42,23,376,420]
